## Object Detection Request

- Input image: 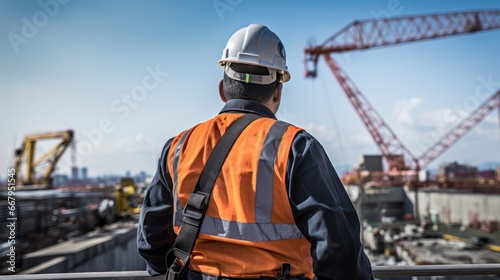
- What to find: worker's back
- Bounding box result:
[167,112,313,278]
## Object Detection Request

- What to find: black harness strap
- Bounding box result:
[167,113,262,280]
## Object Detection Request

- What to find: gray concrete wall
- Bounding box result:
[406,188,500,226]
[22,222,146,274]
[72,230,145,272]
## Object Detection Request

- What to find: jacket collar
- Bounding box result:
[219,99,277,120]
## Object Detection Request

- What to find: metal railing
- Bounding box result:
[373,264,500,277]
[1,264,500,279]
[0,264,500,280]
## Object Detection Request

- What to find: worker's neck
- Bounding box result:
[262,99,279,115]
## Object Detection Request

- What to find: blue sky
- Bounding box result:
[1,0,499,178]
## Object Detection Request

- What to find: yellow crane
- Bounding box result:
[13,130,73,188]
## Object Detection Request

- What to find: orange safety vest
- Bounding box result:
[167,113,314,279]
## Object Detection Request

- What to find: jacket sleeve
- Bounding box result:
[137,138,177,276]
[287,132,373,280]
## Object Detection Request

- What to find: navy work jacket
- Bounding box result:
[137,99,374,280]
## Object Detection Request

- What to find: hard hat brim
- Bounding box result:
[219,59,291,83]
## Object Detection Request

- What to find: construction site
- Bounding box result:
[1,6,500,280]
[302,9,500,279]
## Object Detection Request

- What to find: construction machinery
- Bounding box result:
[13,129,74,188]
[2,129,146,271]
[115,177,142,217]
[10,129,142,219]
[305,10,500,184]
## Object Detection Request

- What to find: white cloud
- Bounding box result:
[276,105,297,123]
[414,105,498,141]
[393,98,423,125]
[483,113,498,125]
[135,133,143,142]
[109,138,137,153]
[350,132,373,146]
[107,134,160,154]
[420,108,456,131]
[473,125,499,140]
[304,122,337,142]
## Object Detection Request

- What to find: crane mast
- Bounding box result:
[322,54,417,172]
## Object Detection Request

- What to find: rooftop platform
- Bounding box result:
[2,264,500,279]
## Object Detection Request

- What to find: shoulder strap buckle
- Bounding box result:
[182,192,208,225]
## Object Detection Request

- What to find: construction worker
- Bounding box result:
[137,24,373,280]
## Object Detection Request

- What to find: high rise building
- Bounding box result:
[71,167,79,180]
[82,167,88,181]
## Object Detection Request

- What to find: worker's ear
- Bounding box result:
[219,79,227,103]
[273,83,283,104]
[268,83,282,114]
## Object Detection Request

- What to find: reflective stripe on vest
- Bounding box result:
[171,121,301,241]
[172,129,190,226]
[199,216,303,241]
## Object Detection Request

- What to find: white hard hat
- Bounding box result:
[219,24,290,84]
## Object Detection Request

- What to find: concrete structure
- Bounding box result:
[19,222,145,274]
[439,162,478,184]
[355,186,414,223]
[396,238,500,265]
[357,155,383,172]
[407,188,500,228]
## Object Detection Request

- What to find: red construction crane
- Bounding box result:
[305,10,500,175]
[305,10,500,72]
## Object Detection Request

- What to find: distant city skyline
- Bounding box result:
[51,167,152,188]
